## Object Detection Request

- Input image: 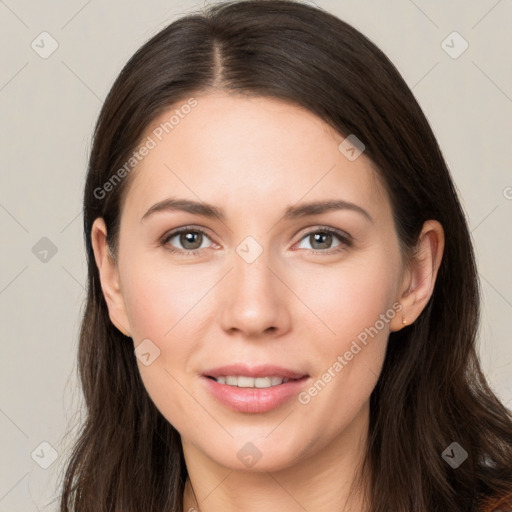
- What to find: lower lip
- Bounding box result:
[201,375,310,413]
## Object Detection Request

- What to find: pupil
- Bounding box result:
[181,232,201,250]
[312,232,331,250]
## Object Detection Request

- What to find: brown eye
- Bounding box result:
[309,232,334,250]
[295,228,352,253]
[177,231,203,250]
[161,228,214,254]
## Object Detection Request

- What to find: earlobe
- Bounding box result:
[391,220,445,332]
[90,218,132,337]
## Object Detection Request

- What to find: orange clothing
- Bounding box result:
[480,490,512,511]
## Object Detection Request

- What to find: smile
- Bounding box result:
[208,375,294,387]
[202,375,310,413]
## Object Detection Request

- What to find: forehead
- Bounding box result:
[121,92,390,223]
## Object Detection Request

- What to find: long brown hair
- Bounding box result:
[58,1,512,510]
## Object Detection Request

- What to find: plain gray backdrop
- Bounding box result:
[1,0,511,510]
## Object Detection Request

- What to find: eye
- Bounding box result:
[161,227,215,256]
[160,225,353,256]
[295,227,352,254]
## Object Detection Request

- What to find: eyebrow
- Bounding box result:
[141,197,373,224]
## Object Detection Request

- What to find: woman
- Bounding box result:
[59,0,512,510]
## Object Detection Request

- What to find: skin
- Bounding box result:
[91,91,444,511]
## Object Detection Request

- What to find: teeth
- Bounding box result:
[213,376,290,388]
[271,376,285,386]
[238,376,257,388]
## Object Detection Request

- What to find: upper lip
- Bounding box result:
[203,364,309,380]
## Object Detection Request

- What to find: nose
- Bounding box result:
[219,248,292,338]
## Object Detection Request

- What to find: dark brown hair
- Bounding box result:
[58,1,512,510]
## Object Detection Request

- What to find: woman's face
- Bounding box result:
[93,91,411,472]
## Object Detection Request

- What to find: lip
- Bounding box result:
[201,364,310,414]
[203,364,308,380]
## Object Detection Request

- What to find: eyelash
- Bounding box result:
[160,225,353,257]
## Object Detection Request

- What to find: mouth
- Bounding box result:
[205,375,305,388]
[201,364,310,413]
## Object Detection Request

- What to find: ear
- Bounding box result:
[90,217,132,337]
[390,219,445,332]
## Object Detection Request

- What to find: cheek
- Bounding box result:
[121,255,206,340]
[120,258,213,432]
[293,251,399,414]
[297,251,400,343]
[122,277,196,434]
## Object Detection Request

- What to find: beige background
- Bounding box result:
[1,0,511,509]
